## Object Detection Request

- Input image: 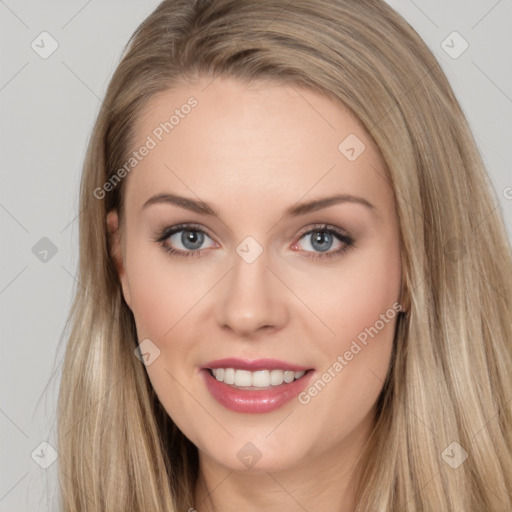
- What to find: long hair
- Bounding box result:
[57,0,512,510]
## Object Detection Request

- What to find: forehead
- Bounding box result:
[123,75,392,221]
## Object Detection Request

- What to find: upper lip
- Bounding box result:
[202,357,312,372]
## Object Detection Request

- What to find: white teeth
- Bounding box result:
[270,369,283,385]
[234,370,252,387]
[283,370,295,383]
[252,370,270,387]
[223,368,235,385]
[210,368,307,387]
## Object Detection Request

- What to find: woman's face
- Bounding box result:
[108,76,402,475]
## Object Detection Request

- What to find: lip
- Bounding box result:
[202,357,311,372]
[200,365,315,414]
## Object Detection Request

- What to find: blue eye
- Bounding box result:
[156,224,215,258]
[155,223,355,260]
[293,224,356,260]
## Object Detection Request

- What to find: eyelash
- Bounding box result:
[154,223,356,260]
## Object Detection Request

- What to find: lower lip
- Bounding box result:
[201,369,314,414]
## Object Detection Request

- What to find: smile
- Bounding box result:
[209,368,306,388]
[201,358,315,413]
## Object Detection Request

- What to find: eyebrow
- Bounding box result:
[141,192,376,217]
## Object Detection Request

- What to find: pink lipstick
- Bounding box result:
[201,358,314,414]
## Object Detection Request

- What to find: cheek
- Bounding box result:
[293,235,402,346]
[292,235,401,409]
[124,247,204,431]
[125,244,199,339]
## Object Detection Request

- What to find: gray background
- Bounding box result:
[1,1,511,510]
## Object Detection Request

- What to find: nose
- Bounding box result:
[215,248,289,338]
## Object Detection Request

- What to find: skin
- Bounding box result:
[108,75,402,512]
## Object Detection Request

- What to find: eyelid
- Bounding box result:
[295,223,351,239]
[156,223,214,242]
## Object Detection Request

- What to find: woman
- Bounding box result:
[57,0,512,510]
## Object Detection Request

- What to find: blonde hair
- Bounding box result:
[57,0,512,510]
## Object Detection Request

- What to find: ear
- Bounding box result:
[106,210,132,309]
